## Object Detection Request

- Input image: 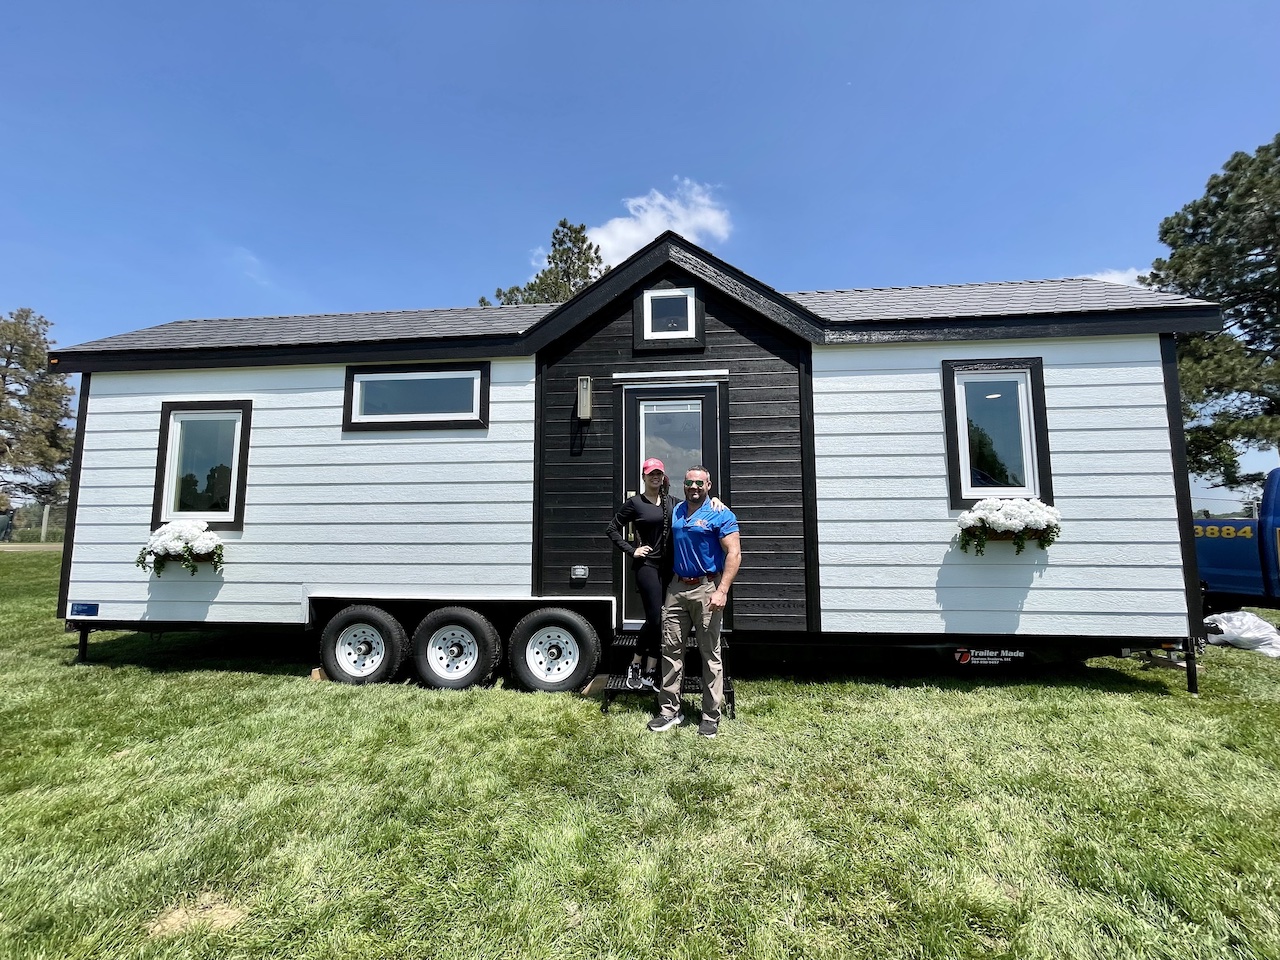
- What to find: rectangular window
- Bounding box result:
[343,362,490,431]
[942,359,1053,509]
[152,400,252,530]
[643,288,697,340]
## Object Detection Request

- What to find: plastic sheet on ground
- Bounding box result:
[1204,611,1280,658]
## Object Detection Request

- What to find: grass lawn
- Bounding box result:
[2,551,1279,959]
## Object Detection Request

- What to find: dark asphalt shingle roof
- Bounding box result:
[787,277,1209,322]
[63,304,556,354]
[56,278,1214,357]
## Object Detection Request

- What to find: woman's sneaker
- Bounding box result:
[698,718,719,739]
[640,669,658,690]
[647,713,682,732]
[624,663,643,690]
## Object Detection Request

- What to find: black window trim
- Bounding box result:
[941,358,1054,510]
[151,399,253,531]
[342,360,491,432]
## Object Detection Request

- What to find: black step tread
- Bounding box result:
[601,673,734,694]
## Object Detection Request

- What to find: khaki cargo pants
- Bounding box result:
[657,577,724,723]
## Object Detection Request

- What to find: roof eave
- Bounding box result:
[49,332,529,374]
[818,305,1223,344]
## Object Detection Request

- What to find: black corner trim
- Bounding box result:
[531,355,548,596]
[797,346,822,633]
[1161,334,1206,643]
[941,358,1054,510]
[57,371,92,618]
[341,360,490,432]
[151,400,253,531]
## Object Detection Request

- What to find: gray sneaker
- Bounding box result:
[647,713,683,732]
[698,718,719,739]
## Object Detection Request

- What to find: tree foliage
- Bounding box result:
[479,219,608,306]
[1141,133,1280,487]
[1,308,74,503]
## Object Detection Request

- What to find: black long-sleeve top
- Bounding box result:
[605,494,675,563]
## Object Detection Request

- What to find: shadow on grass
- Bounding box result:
[68,627,316,678]
[74,628,1177,697]
[726,643,1176,696]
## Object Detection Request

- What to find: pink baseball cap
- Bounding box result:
[642,458,665,475]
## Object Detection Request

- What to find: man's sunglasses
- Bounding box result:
[683,479,707,488]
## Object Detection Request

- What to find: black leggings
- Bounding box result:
[633,561,669,662]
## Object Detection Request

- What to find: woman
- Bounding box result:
[606,458,675,689]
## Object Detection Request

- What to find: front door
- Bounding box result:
[618,384,723,630]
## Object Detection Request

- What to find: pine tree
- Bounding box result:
[479,220,608,306]
[1,308,74,503]
[1142,134,1280,486]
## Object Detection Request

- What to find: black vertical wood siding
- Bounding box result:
[536,266,809,632]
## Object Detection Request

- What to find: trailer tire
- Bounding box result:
[412,607,500,689]
[321,605,407,684]
[507,607,600,693]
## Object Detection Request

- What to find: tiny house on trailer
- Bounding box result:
[52,233,1220,690]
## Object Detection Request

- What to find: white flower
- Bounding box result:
[142,520,224,557]
[957,498,1061,533]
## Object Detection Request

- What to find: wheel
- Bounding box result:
[411,607,500,689]
[507,607,601,693]
[320,605,407,684]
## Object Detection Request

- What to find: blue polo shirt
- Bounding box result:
[671,500,740,578]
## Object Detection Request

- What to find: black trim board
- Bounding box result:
[52,334,525,374]
[824,306,1221,344]
[150,400,253,531]
[797,347,822,633]
[1161,334,1206,644]
[57,371,91,619]
[531,354,548,596]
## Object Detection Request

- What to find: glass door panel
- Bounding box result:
[619,385,722,628]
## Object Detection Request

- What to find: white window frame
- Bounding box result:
[953,368,1040,500]
[642,287,697,341]
[160,409,245,524]
[350,369,483,425]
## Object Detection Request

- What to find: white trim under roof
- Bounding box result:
[612,369,730,381]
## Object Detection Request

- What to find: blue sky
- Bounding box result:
[4,1,1278,492]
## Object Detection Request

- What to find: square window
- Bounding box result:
[643,288,697,341]
[942,359,1053,509]
[152,401,252,530]
[343,363,490,431]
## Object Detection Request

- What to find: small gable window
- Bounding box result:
[343,362,490,431]
[634,285,705,351]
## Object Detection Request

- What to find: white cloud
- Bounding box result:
[1082,267,1143,287]
[589,178,732,266]
[229,246,273,288]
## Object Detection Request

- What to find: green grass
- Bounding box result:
[3,550,1279,959]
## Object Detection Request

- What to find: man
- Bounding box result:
[648,466,741,738]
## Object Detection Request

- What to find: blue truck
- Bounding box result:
[1197,468,1280,613]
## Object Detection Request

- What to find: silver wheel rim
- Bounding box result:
[524,626,580,683]
[335,623,386,677]
[425,625,479,680]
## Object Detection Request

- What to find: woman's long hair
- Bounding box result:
[655,474,671,557]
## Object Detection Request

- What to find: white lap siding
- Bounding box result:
[812,336,1188,638]
[65,359,536,624]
